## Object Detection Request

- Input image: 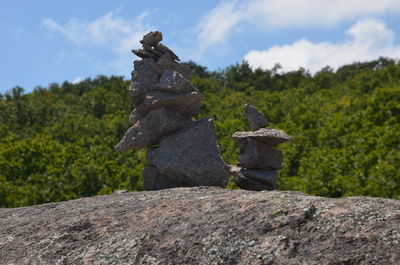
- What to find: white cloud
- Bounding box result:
[196,0,400,51]
[196,1,243,53]
[72,77,81,84]
[42,11,152,74]
[244,19,400,72]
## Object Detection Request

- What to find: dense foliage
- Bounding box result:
[1,57,399,207]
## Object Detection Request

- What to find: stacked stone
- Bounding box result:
[115,31,230,190]
[231,104,291,191]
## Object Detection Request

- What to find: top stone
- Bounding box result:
[232,128,291,147]
[140,31,163,49]
[244,104,268,131]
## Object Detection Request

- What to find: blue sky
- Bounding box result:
[1,0,400,93]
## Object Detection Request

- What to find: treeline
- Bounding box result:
[0,57,399,207]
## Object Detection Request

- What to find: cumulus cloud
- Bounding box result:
[244,19,400,72]
[42,11,152,73]
[196,0,400,51]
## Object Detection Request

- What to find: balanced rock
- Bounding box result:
[140,31,163,49]
[114,107,190,152]
[147,118,230,187]
[157,69,195,94]
[155,54,191,79]
[244,104,268,131]
[129,91,202,125]
[230,166,277,189]
[232,128,291,147]
[130,58,158,105]
[237,138,283,170]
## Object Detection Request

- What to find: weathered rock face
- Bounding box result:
[114,107,191,152]
[1,187,399,265]
[147,118,231,187]
[237,138,283,170]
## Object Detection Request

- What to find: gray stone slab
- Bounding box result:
[230,166,277,188]
[147,118,230,187]
[130,58,158,105]
[237,138,283,170]
[129,91,202,125]
[232,128,291,147]
[157,69,195,94]
[115,107,190,152]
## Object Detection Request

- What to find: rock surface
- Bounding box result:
[238,138,283,170]
[147,118,231,187]
[244,104,268,131]
[1,187,399,265]
[114,107,190,152]
[233,128,292,147]
[129,91,202,125]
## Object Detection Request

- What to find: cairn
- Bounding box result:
[115,31,230,190]
[231,104,291,191]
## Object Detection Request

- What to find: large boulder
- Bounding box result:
[114,107,191,152]
[237,138,283,170]
[147,118,231,187]
[129,91,202,125]
[1,187,399,265]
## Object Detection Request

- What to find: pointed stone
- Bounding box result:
[237,138,283,170]
[244,104,268,131]
[157,69,196,94]
[147,118,231,187]
[232,128,291,147]
[155,54,191,79]
[129,91,202,125]
[115,107,190,152]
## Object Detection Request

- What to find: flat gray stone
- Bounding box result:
[147,118,230,187]
[232,128,291,147]
[142,166,188,190]
[244,104,268,131]
[131,49,155,59]
[155,43,180,61]
[129,91,202,125]
[130,58,158,105]
[230,166,277,189]
[115,107,190,152]
[235,173,275,191]
[157,69,195,94]
[155,54,191,79]
[237,138,283,170]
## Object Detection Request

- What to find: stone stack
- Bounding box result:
[115,31,230,190]
[231,104,291,191]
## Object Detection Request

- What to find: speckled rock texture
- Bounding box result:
[1,187,399,265]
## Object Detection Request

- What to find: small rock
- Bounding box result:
[129,91,202,125]
[237,138,283,170]
[244,104,268,131]
[232,128,291,147]
[157,69,195,94]
[235,173,274,191]
[147,118,231,187]
[115,107,190,152]
[155,43,180,61]
[140,31,163,49]
[230,166,277,188]
[155,54,191,79]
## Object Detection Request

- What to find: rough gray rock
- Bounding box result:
[142,166,187,190]
[230,165,277,187]
[130,58,158,105]
[157,69,195,94]
[114,107,191,152]
[232,128,291,147]
[155,54,191,79]
[155,43,180,61]
[244,104,268,131]
[140,31,163,49]
[235,172,275,191]
[129,91,202,125]
[147,118,231,187]
[237,138,283,170]
[1,187,399,265]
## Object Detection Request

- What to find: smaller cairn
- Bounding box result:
[231,104,291,191]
